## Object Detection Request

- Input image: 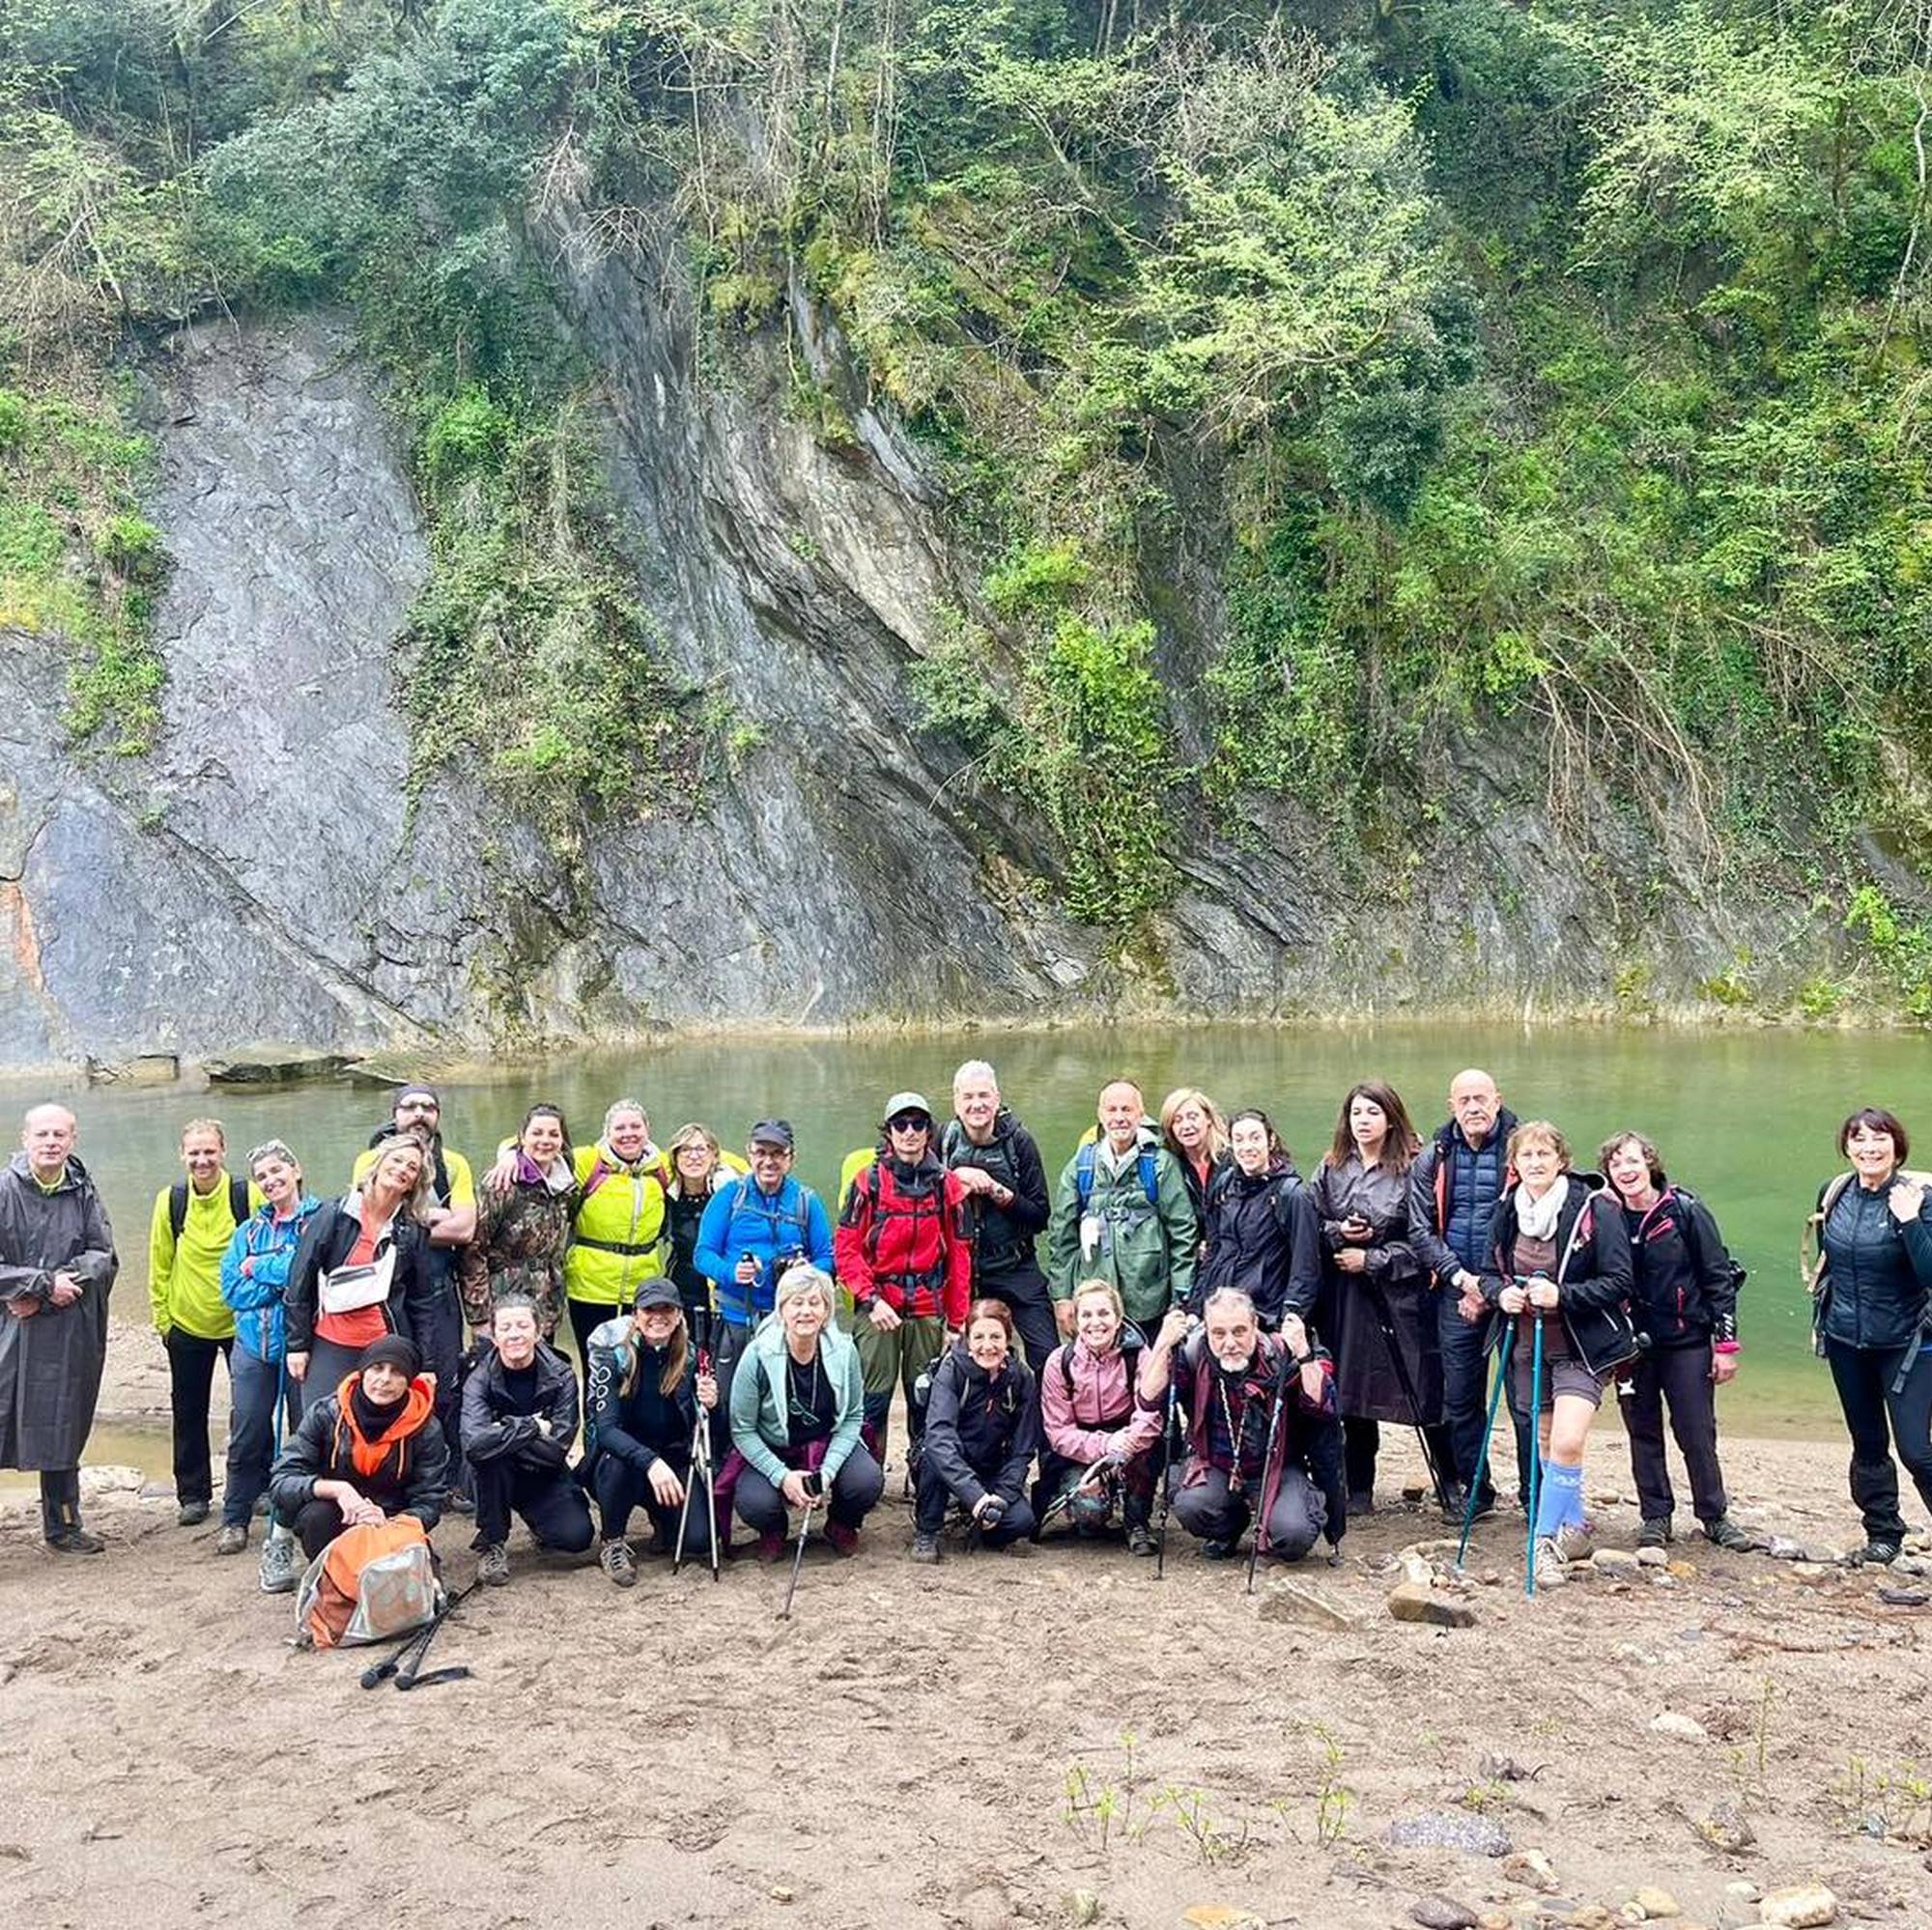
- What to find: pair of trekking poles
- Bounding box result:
[671,1322,724,1584]
[359,1579,476,1691]
[1452,1296,1548,1598]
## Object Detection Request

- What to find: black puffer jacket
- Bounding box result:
[1480,1172,1637,1377]
[1621,1188,1739,1348]
[1195,1160,1321,1325]
[284,1197,436,1355]
[461,1341,580,1468]
[1815,1173,1932,1351]
[921,1346,1039,1509]
[268,1377,449,1527]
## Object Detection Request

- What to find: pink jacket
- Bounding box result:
[1039,1337,1163,1464]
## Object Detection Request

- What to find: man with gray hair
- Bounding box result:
[1139,1290,1343,1564]
[0,1104,119,1552]
[939,1061,1055,1373]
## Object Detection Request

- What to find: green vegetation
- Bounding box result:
[4,0,1932,979]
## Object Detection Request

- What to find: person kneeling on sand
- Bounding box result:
[728,1264,883,1560]
[581,1279,722,1587]
[911,1299,1038,1562]
[1139,1290,1342,1563]
[463,1296,593,1586]
[269,1335,449,1562]
[1036,1280,1162,1554]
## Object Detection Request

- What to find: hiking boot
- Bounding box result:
[1201,1537,1238,1560]
[213,1521,248,1556]
[444,1489,475,1518]
[178,1500,210,1528]
[1437,1483,1468,1523]
[477,1541,511,1586]
[753,1529,787,1563]
[1126,1524,1156,1558]
[1702,1516,1757,1552]
[258,1533,298,1594]
[1530,1537,1568,1585]
[824,1520,860,1558]
[1635,1516,1674,1549]
[1849,1538,1902,1567]
[599,1539,638,1589]
[44,1526,105,1556]
[910,1531,941,1564]
[1347,1490,1376,1518]
[1552,1523,1595,1564]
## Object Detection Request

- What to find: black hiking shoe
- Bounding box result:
[177,1500,210,1527]
[1636,1516,1674,1549]
[45,1526,105,1555]
[1201,1537,1238,1560]
[1702,1516,1757,1552]
[1849,1538,1902,1567]
[1126,1524,1156,1557]
[910,1531,941,1564]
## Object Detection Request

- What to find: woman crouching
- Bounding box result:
[1037,1280,1162,1553]
[728,1264,884,1558]
[911,1299,1039,1562]
[268,1334,449,1561]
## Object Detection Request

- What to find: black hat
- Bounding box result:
[394,1085,441,1110]
[633,1279,681,1312]
[357,1334,421,1377]
[749,1119,795,1150]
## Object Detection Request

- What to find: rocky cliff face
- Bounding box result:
[0,269,1842,1076]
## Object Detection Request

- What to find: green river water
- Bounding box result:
[12,1021,1932,1459]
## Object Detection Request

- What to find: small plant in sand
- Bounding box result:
[1309,1723,1353,1849]
[1829,1756,1932,1846]
[1148,1786,1249,1867]
[1063,1731,1148,1851]
[1724,1676,1776,1812]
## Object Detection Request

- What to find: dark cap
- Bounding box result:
[394,1085,441,1111]
[357,1334,421,1377]
[749,1119,795,1150]
[633,1278,681,1312]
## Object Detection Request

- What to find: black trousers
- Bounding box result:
[593,1451,709,1550]
[914,1454,1037,1541]
[1437,1289,1533,1505]
[294,1496,347,1562]
[1342,1414,1456,1500]
[470,1456,595,1553]
[39,1468,83,1541]
[1826,1336,1932,1542]
[1171,1460,1324,1560]
[978,1262,1059,1376]
[163,1327,233,1508]
[1618,1342,1729,1524]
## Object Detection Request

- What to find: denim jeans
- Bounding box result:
[222,1345,295,1528]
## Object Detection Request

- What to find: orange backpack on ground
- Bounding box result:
[295,1517,438,1650]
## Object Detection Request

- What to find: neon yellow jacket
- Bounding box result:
[565,1141,668,1308]
[149,1174,261,1339]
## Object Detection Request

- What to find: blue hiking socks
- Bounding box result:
[1534,1460,1583,1538]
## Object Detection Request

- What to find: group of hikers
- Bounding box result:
[5,1061,1932,1604]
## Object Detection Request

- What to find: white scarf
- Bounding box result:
[1515,1175,1567,1241]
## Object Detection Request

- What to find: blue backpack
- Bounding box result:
[1074,1139,1160,1212]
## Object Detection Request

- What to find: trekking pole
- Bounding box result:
[672,1401,707,1575]
[1455,1325,1515,1571]
[1245,1336,1298,1596]
[1358,1269,1452,1510]
[1154,1370,1181,1578]
[779,1491,818,1620]
[1525,1309,1546,1599]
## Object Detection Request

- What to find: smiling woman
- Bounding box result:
[462,1104,579,1342]
[1808,1106,1932,1568]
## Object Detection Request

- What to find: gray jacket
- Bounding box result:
[0,1152,118,1470]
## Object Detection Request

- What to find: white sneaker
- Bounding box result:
[258,1533,298,1595]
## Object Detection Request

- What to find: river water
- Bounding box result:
[11,1021,1931,1451]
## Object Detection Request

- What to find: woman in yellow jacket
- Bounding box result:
[149,1118,260,1528]
[562,1100,671,1368]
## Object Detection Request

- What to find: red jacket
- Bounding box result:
[836,1154,971,1325]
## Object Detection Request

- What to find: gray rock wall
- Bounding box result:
[0,276,1843,1075]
